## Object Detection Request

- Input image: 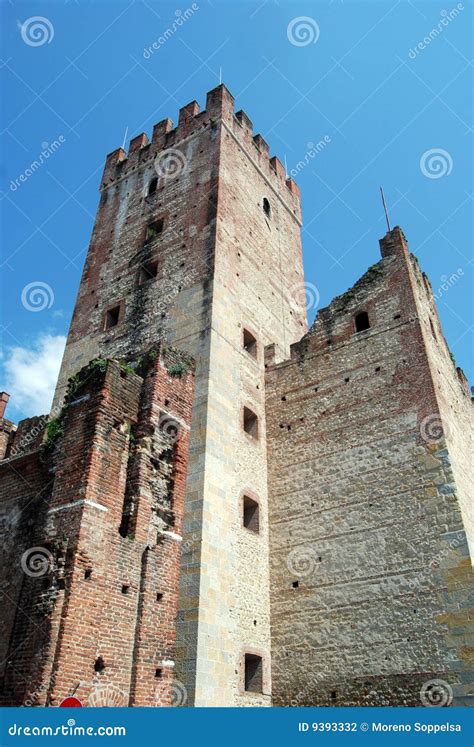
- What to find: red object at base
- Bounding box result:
[59,696,82,707]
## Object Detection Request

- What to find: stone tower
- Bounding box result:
[51,84,307,705]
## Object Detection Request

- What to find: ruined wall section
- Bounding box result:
[266,228,473,706]
[0,352,194,707]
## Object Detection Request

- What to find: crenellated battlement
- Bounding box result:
[100,84,301,204]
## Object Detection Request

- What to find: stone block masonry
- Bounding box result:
[0,348,194,706]
[265,227,473,707]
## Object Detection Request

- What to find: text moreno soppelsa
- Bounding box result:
[372,722,462,733]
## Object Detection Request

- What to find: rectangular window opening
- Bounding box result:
[145,219,164,243]
[243,329,258,358]
[139,259,159,284]
[244,654,263,693]
[104,305,120,330]
[243,495,259,533]
[243,407,258,439]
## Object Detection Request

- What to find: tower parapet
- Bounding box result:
[100,85,301,219]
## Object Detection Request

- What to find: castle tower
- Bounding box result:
[265,227,473,706]
[52,85,307,705]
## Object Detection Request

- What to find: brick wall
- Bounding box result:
[0,352,194,706]
[265,227,473,706]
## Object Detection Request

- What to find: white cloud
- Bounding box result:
[2,334,66,419]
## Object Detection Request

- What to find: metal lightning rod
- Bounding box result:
[380,186,391,232]
[121,126,129,151]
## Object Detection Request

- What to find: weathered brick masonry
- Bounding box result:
[265,227,473,706]
[0,349,194,706]
[48,84,306,706]
[0,85,472,708]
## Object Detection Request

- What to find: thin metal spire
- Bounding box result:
[380,186,391,232]
[121,126,128,151]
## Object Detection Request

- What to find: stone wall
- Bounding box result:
[265,227,473,707]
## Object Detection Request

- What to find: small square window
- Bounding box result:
[244,654,263,693]
[145,219,164,243]
[243,495,259,533]
[243,329,257,359]
[139,259,158,284]
[104,305,120,330]
[355,311,370,332]
[243,407,258,439]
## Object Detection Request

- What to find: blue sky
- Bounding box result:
[1,0,472,422]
